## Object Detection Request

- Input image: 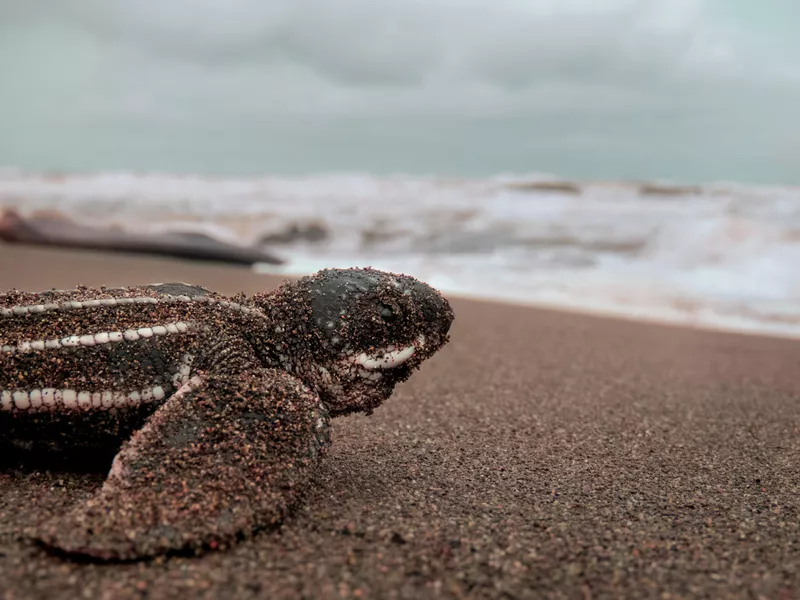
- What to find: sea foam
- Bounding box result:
[1,169,798,338]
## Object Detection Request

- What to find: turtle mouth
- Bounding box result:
[348,334,426,371]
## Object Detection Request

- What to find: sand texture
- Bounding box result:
[0,245,798,599]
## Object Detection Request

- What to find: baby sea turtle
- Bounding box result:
[0,267,454,561]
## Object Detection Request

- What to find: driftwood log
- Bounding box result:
[0,209,283,266]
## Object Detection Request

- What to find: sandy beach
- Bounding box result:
[1,244,798,599]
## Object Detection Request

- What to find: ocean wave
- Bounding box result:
[1,168,798,338]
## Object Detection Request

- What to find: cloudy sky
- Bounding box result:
[1,0,799,184]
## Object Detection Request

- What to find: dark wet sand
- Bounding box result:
[1,245,798,599]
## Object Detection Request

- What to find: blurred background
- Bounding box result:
[0,1,798,336]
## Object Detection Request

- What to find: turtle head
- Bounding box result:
[253,267,454,417]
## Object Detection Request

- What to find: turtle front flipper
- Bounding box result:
[35,368,330,561]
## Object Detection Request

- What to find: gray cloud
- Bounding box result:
[0,0,799,183]
[3,0,773,88]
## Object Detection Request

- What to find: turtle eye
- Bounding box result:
[379,303,396,322]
